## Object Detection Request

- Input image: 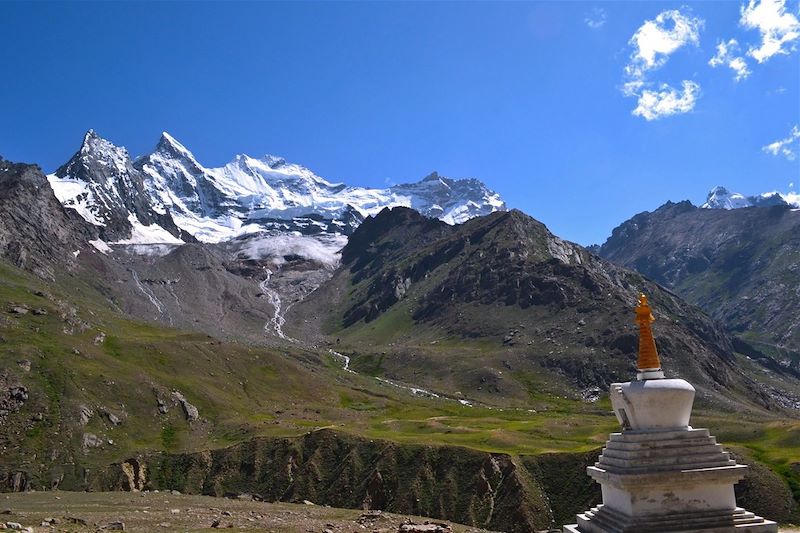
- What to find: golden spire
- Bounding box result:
[635,293,661,372]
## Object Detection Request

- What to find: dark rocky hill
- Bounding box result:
[595,201,800,353]
[290,207,800,412]
[0,157,96,281]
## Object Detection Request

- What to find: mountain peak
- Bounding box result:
[154,131,198,162]
[79,129,104,152]
[263,154,286,168]
[67,130,131,177]
[229,153,288,170]
[159,131,182,147]
[702,186,791,210]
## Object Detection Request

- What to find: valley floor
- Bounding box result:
[0,492,494,532]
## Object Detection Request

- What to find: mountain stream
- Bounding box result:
[259,268,295,341]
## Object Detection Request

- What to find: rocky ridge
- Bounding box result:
[0,157,95,280]
[291,207,800,411]
[595,199,800,352]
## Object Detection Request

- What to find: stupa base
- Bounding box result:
[563,504,777,532]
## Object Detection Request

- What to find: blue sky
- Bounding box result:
[1,1,798,245]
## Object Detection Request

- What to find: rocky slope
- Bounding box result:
[0,157,95,281]
[94,429,551,532]
[595,200,800,353]
[289,207,800,412]
[85,429,797,530]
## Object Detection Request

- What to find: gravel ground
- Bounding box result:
[0,491,496,532]
[0,492,797,533]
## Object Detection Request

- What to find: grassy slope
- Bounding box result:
[1,259,798,522]
[0,260,617,474]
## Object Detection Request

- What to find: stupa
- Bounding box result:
[564,294,777,532]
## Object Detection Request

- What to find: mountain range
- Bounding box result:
[701,186,799,210]
[47,130,506,244]
[0,140,799,529]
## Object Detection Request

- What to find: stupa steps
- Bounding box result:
[598,450,731,468]
[602,442,724,459]
[605,436,719,451]
[608,428,711,443]
[576,505,777,532]
[595,458,737,474]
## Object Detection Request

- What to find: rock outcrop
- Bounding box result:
[87,429,799,531]
[0,158,94,280]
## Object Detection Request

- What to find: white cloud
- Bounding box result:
[633,81,701,121]
[625,9,704,79]
[784,191,800,206]
[762,125,800,159]
[740,0,800,63]
[708,39,751,81]
[622,9,704,120]
[238,233,346,268]
[585,7,607,29]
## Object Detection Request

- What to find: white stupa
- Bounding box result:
[565,294,777,532]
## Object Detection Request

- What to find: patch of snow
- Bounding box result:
[111,214,183,245]
[89,239,113,254]
[123,244,180,257]
[135,134,506,237]
[47,174,107,226]
[702,186,754,209]
[171,212,263,243]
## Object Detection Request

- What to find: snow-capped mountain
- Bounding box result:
[47,130,193,243]
[50,131,506,244]
[701,186,799,210]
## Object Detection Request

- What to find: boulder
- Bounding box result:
[172,391,199,422]
[82,433,103,450]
